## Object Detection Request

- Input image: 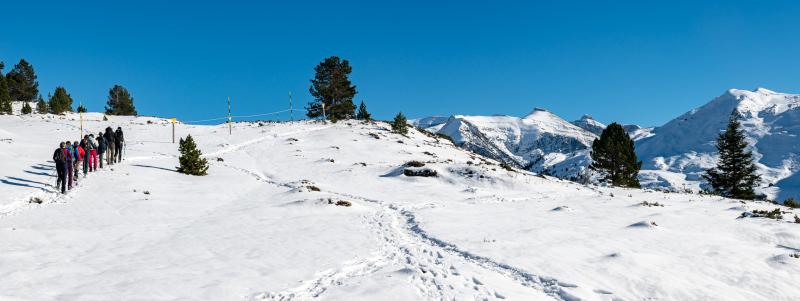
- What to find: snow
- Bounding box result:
[1,113,800,300]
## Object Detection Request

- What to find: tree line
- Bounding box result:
[0,58,137,116]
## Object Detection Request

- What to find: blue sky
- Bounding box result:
[1,1,798,126]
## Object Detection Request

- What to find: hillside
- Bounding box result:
[1,114,799,300]
[636,88,800,201]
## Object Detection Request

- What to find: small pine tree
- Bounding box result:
[356,101,372,121]
[35,95,47,113]
[0,68,11,115]
[105,84,137,115]
[48,87,73,114]
[703,111,761,200]
[21,102,32,114]
[391,112,408,135]
[306,56,357,120]
[176,135,209,176]
[77,104,87,113]
[590,122,642,188]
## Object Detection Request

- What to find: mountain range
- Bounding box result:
[413,88,799,202]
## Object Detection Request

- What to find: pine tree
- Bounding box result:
[6,59,38,103]
[0,62,11,115]
[356,101,372,121]
[35,95,47,113]
[590,122,641,188]
[105,84,138,115]
[176,135,209,176]
[703,112,761,200]
[48,87,73,114]
[77,103,87,113]
[21,102,32,114]
[306,56,357,120]
[391,112,408,135]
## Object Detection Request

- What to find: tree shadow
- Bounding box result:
[1,177,54,193]
[131,164,178,173]
[31,164,55,171]
[24,170,53,177]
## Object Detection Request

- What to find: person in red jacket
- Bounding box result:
[63,143,74,190]
[88,134,98,171]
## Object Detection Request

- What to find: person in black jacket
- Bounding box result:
[53,142,67,194]
[97,132,107,168]
[104,127,116,165]
[115,127,124,162]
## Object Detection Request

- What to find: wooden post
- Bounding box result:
[169,118,177,143]
[227,96,232,135]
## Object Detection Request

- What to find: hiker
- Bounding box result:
[79,137,89,175]
[104,127,116,165]
[72,141,84,180]
[88,134,98,172]
[53,142,67,194]
[63,141,74,190]
[97,132,107,168]
[115,127,124,162]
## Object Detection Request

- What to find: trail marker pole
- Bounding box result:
[321,102,326,121]
[169,118,177,143]
[289,91,293,122]
[227,96,232,135]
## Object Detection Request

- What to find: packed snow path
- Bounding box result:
[1,114,799,301]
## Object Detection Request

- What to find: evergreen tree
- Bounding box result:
[703,112,761,200]
[391,112,409,135]
[176,135,209,176]
[77,103,87,113]
[21,101,32,114]
[306,56,357,120]
[105,84,138,115]
[48,87,74,114]
[35,95,47,113]
[0,62,11,114]
[6,59,38,103]
[356,101,372,121]
[590,122,641,188]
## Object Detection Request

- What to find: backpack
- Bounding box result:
[53,148,65,163]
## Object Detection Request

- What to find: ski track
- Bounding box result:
[210,131,617,301]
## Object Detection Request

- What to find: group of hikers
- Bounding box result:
[51,126,125,194]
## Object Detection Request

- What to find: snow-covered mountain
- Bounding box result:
[570,115,606,136]
[414,88,798,202]
[570,115,654,141]
[430,108,597,181]
[636,88,800,201]
[414,111,654,182]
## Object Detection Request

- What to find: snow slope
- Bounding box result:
[636,88,800,201]
[1,114,799,300]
